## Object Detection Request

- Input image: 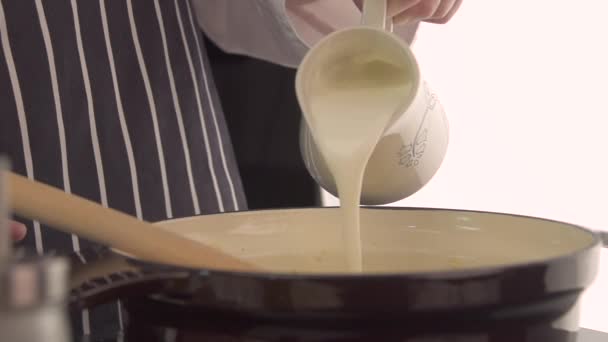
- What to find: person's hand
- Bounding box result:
[355,0,462,25]
[389,0,462,25]
[9,221,26,241]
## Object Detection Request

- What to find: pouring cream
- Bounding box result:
[295,0,445,272]
[306,51,414,271]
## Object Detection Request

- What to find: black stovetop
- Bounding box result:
[78,328,607,342]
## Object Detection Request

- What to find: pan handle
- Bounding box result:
[597,230,608,248]
[69,248,189,310]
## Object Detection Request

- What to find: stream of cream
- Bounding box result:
[307,53,412,271]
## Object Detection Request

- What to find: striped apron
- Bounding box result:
[0,0,247,338]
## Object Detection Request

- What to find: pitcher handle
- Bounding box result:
[361,0,394,32]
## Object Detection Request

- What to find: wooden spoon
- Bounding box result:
[5,171,256,272]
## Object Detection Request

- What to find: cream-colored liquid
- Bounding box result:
[307,54,412,271]
[159,208,595,274]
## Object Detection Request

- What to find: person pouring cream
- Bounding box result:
[1,0,461,338]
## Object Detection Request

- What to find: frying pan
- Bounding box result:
[4,171,602,335]
[68,207,601,328]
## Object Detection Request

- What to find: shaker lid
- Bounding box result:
[0,254,70,309]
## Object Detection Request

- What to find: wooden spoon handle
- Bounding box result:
[6,172,255,271]
[0,159,10,260]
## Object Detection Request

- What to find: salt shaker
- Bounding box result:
[0,157,72,342]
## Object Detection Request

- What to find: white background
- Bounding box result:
[323,0,608,332]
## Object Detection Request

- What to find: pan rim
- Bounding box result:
[122,206,602,281]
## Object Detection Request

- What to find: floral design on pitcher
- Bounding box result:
[398,83,437,168]
[398,129,427,167]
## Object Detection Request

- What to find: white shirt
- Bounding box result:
[193,0,419,68]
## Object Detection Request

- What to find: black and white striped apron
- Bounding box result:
[0,0,247,338]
